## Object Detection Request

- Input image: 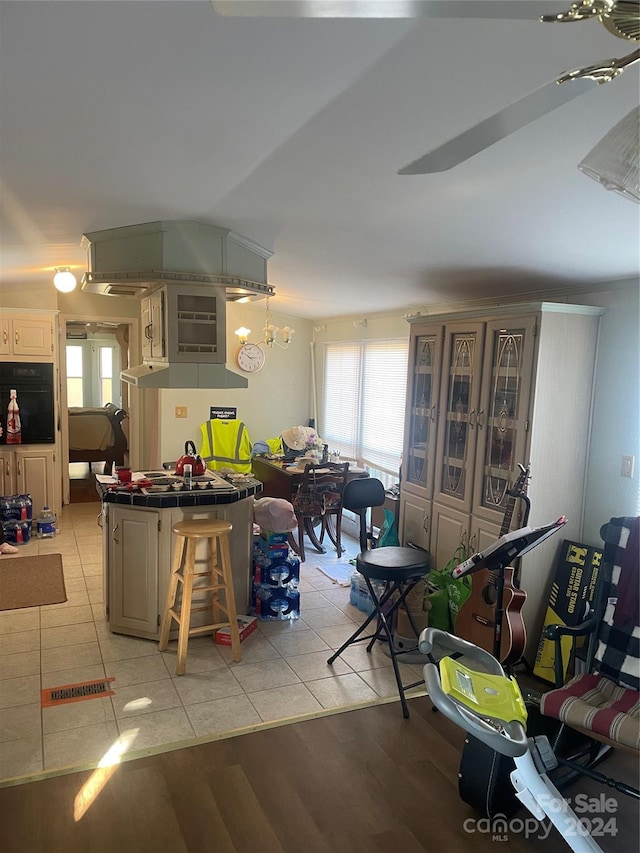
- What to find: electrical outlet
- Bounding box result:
[621,455,635,478]
[175,406,187,419]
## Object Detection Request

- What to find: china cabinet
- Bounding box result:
[400,302,603,659]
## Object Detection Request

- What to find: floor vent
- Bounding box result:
[41,678,116,708]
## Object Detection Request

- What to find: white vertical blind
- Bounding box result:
[322,339,408,475]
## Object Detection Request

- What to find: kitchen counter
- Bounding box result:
[99,472,262,640]
[97,470,263,507]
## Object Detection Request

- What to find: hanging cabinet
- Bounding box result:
[399,302,603,660]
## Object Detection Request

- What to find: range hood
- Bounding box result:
[120,362,248,390]
[81,220,274,301]
[80,221,273,389]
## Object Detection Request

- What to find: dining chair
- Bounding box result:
[292,461,349,562]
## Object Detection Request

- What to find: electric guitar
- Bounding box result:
[454,464,530,665]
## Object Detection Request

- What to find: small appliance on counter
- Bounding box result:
[175,441,206,476]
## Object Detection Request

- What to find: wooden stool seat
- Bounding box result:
[158,517,242,675]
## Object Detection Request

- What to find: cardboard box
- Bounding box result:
[533,539,602,683]
[215,615,258,646]
[259,529,288,544]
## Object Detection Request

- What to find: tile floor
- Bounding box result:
[0,502,426,785]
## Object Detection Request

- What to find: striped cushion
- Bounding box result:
[540,673,640,751]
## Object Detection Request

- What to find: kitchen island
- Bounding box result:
[98,473,263,640]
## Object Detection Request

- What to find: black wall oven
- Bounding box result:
[0,362,56,445]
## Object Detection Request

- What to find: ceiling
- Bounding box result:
[1,1,638,320]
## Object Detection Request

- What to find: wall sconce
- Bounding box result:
[53,267,77,293]
[234,297,294,352]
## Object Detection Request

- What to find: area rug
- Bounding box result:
[0,554,67,610]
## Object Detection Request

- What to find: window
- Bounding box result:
[66,345,84,407]
[322,339,408,486]
[99,347,113,407]
[65,339,121,408]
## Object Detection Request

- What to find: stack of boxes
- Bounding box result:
[252,529,301,620]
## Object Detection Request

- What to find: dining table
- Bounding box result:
[251,456,369,556]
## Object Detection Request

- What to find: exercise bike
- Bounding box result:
[418,626,604,853]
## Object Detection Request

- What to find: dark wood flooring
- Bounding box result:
[1,696,637,853]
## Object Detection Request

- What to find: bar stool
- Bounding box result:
[158,518,241,675]
[327,478,431,718]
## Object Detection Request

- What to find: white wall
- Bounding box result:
[578,282,639,543]
[156,301,313,464]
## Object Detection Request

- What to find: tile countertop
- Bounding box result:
[96,476,263,508]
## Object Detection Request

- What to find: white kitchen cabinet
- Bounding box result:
[0,313,55,359]
[104,497,254,640]
[401,302,603,659]
[0,446,60,518]
[140,284,225,364]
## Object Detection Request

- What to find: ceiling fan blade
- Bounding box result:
[212,1,559,20]
[397,76,596,174]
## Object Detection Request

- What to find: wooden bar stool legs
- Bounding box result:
[158,518,242,675]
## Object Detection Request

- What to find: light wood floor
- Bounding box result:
[1,695,637,853]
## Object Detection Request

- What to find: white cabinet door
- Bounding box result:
[433,322,485,514]
[15,447,57,518]
[0,315,54,358]
[109,506,160,638]
[399,493,431,551]
[0,447,58,518]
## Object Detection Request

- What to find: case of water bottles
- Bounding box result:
[0,494,33,546]
[252,530,301,620]
[349,570,384,615]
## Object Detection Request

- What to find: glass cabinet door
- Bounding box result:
[474,317,535,522]
[435,323,484,510]
[404,326,443,495]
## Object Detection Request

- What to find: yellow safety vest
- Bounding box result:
[199,419,253,473]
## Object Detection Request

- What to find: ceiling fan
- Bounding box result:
[214,1,639,177]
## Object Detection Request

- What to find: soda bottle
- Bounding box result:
[6,389,21,444]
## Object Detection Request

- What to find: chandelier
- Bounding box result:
[234,296,294,350]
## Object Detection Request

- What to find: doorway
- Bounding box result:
[60,314,140,506]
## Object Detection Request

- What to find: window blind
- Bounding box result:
[322,339,408,476]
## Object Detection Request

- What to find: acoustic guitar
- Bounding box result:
[454,464,530,665]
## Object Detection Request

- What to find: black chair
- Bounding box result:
[327,477,431,718]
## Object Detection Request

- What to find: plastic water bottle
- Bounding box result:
[349,570,360,607]
[36,506,57,538]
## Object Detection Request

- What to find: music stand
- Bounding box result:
[451,517,567,663]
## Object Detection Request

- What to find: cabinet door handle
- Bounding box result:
[476,408,485,429]
[16,459,21,477]
[430,405,436,423]
[144,323,153,341]
[112,522,119,544]
[2,329,7,345]
[422,514,430,534]
[96,512,103,529]
[15,331,19,345]
[5,459,10,477]
[468,409,476,428]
